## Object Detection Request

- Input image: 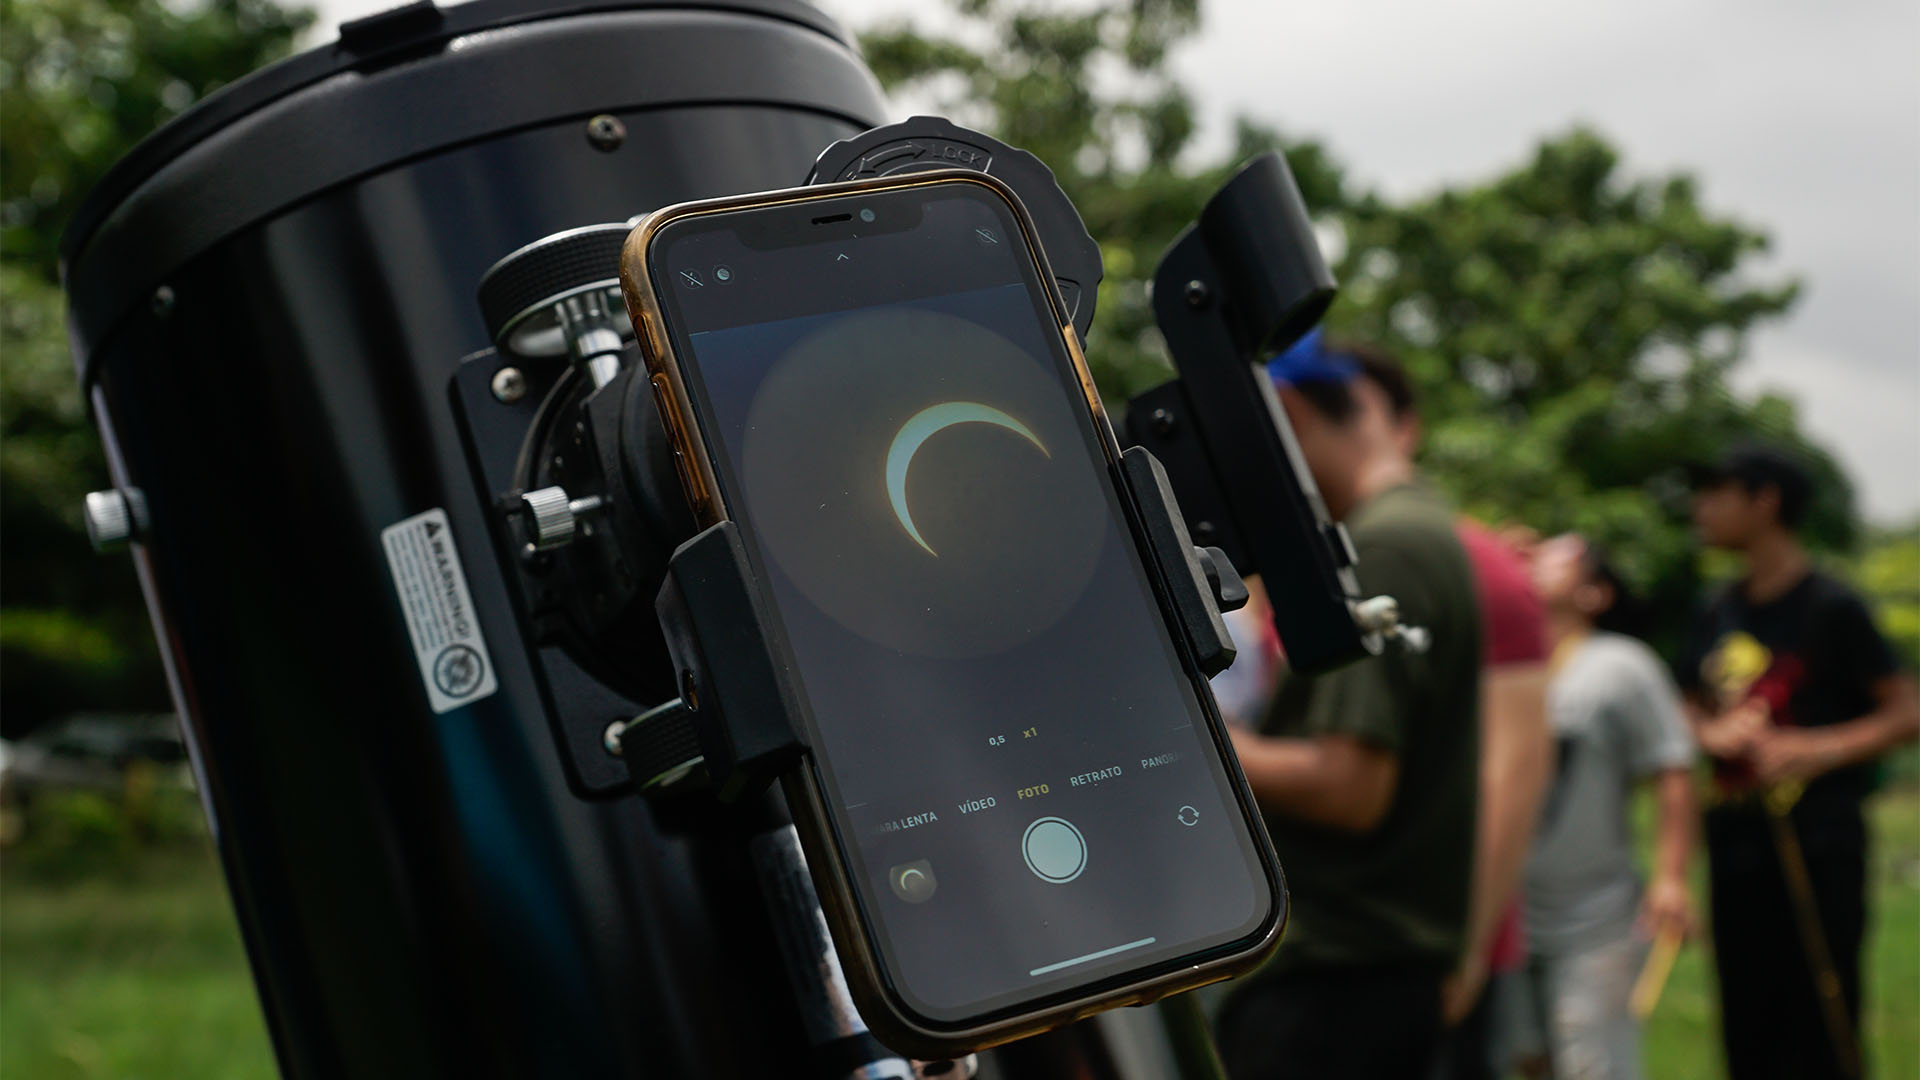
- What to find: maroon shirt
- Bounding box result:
[1457,520,1548,972]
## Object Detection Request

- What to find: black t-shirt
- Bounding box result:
[1676,570,1898,818]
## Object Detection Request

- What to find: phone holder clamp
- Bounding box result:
[1126,152,1401,673]
[606,446,1248,803]
[452,120,1309,803]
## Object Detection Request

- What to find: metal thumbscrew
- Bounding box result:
[1353,594,1432,654]
[585,114,626,151]
[1353,594,1400,633]
[1184,279,1210,308]
[83,488,144,552]
[519,486,603,552]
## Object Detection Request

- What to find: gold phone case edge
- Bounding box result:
[618,169,1286,1059]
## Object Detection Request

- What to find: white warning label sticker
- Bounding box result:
[381,508,498,713]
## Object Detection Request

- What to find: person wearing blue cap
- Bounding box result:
[1215,334,1483,1080]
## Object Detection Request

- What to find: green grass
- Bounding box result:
[1640,789,1920,1079]
[1,795,1916,1078]
[1862,793,1920,1080]
[0,844,277,1079]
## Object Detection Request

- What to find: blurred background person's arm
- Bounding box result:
[1639,767,1697,938]
[1232,729,1398,833]
[1747,672,1920,785]
[1443,660,1550,1020]
[1443,522,1552,1024]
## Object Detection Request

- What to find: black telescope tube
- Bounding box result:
[64,3,884,1075]
[66,1,1255,1073]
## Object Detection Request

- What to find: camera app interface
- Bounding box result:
[657,186,1273,1022]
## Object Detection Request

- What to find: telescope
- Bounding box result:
[62,2,1417,1074]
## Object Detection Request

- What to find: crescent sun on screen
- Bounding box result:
[639,179,1283,1034]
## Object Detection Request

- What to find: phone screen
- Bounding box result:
[650,181,1278,1025]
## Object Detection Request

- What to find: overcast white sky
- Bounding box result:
[315,0,1920,520]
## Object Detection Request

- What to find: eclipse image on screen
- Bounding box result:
[652,184,1277,1023]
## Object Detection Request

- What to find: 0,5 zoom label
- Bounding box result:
[1017,784,1050,800]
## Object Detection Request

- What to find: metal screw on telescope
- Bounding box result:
[491,366,527,404]
[585,113,626,152]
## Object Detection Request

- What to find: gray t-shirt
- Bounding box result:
[1525,632,1694,955]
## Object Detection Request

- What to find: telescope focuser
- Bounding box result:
[478,223,634,386]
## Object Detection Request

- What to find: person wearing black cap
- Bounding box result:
[1679,443,1919,1080]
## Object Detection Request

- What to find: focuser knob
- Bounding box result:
[519,485,604,552]
[476,222,633,386]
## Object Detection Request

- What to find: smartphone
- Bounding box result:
[620,171,1284,1056]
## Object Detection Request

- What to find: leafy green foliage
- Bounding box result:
[861,0,1345,397]
[0,0,313,272]
[1325,129,1854,644]
[1850,521,1920,671]
[863,0,1859,651]
[0,0,311,734]
[1,259,162,734]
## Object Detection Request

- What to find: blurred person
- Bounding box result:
[1212,578,1283,729]
[1215,334,1482,1080]
[1509,534,1696,1080]
[1259,342,1551,1080]
[1681,445,1920,1080]
[1436,517,1553,1080]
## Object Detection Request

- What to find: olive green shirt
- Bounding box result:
[1259,482,1481,972]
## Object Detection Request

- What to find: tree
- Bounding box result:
[861,0,1850,650]
[1326,128,1847,644]
[860,0,1347,396]
[0,0,312,735]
